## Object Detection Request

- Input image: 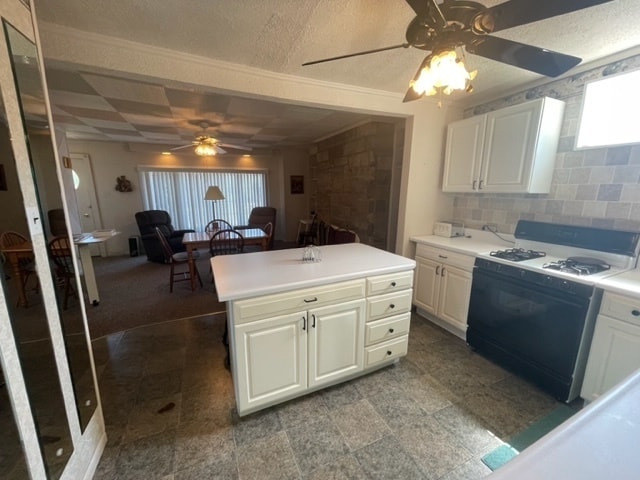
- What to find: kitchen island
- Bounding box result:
[212,243,415,416]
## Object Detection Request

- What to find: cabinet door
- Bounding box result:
[235,311,307,412]
[581,314,640,402]
[442,115,486,192]
[437,264,472,331]
[308,299,365,388]
[413,256,440,315]
[480,100,542,192]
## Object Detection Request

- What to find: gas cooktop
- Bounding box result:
[477,221,640,285]
[542,257,611,276]
[490,248,546,262]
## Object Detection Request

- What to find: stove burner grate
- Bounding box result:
[542,258,611,276]
[489,248,547,262]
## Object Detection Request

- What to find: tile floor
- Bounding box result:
[91,312,566,479]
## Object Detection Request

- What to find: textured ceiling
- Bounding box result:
[32,0,640,151]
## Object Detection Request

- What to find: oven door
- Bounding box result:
[467,267,591,399]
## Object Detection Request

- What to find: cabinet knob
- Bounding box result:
[388,328,394,333]
[390,304,395,309]
[387,351,393,356]
[391,281,397,287]
[632,310,640,317]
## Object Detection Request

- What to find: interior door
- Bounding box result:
[70,153,101,255]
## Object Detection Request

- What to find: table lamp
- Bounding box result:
[204,186,225,220]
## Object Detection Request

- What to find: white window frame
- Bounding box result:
[137,166,269,231]
[575,69,640,150]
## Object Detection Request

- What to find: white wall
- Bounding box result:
[39,23,460,258]
[65,140,302,254]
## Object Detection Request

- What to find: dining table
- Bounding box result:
[1,241,36,307]
[182,228,269,291]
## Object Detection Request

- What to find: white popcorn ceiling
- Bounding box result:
[33,0,640,146]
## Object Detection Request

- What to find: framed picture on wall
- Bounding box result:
[290,175,304,194]
[0,164,7,191]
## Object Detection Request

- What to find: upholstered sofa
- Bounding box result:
[134,210,194,263]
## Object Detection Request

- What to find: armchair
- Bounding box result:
[234,206,276,249]
[134,210,194,263]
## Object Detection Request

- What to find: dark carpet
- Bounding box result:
[85,254,226,338]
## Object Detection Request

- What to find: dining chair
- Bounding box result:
[209,228,244,368]
[48,236,78,310]
[155,226,203,292]
[204,219,232,233]
[0,231,39,304]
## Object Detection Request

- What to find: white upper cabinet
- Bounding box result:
[442,97,565,194]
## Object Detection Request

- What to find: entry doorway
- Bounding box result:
[70,153,103,256]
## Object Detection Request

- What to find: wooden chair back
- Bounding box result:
[0,231,28,249]
[48,236,77,309]
[205,219,232,233]
[209,229,244,257]
[154,226,175,263]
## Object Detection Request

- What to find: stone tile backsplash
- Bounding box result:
[451,53,640,234]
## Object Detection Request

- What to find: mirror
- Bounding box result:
[4,19,97,432]
[0,19,96,478]
[0,361,29,478]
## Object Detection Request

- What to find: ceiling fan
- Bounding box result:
[302,0,613,102]
[170,121,252,156]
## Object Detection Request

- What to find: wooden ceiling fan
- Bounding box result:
[303,0,613,101]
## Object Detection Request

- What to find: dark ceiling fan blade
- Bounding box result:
[478,0,613,34]
[302,43,409,66]
[405,0,432,18]
[467,36,581,77]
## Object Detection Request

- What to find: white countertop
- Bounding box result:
[211,243,416,301]
[596,268,640,299]
[410,228,514,256]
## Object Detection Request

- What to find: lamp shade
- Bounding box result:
[204,186,225,201]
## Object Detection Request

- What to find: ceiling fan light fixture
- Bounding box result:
[410,49,476,97]
[194,143,217,156]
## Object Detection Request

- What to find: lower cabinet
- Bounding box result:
[581,291,640,402]
[413,243,473,338]
[230,271,414,415]
[235,299,365,411]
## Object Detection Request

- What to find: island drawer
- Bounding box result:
[367,290,412,322]
[365,335,408,367]
[366,271,414,296]
[365,312,411,346]
[233,279,366,323]
[600,291,640,326]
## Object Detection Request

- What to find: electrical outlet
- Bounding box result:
[482,224,497,232]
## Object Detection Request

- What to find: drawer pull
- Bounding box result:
[389,328,394,334]
[304,297,318,303]
[438,254,448,259]
[387,350,393,356]
[390,304,395,309]
[632,310,640,317]
[441,267,446,276]
[312,314,316,328]
[391,281,397,287]
[302,316,306,330]
[435,266,440,275]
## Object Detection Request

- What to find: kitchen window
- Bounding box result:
[138,166,268,230]
[575,68,640,149]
